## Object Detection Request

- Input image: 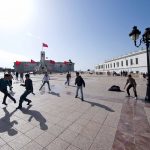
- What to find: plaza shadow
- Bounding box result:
[84,100,115,112]
[0,107,18,136]
[20,105,48,130]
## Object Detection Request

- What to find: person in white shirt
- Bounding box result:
[39,72,51,92]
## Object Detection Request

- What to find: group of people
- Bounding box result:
[0,70,138,110]
[0,73,33,109]
[0,71,86,109]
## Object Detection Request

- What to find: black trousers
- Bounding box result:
[0,89,15,103]
[18,90,31,107]
[127,84,137,97]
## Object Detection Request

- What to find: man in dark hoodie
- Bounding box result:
[16,74,33,109]
[0,74,16,105]
[75,72,85,101]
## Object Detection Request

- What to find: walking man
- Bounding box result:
[16,74,33,109]
[0,74,16,105]
[20,72,24,83]
[39,72,51,92]
[15,72,19,81]
[124,74,137,99]
[65,72,71,86]
[75,72,85,101]
[8,71,15,93]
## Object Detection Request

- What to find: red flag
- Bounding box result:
[43,43,48,48]
[15,61,21,66]
[31,59,36,63]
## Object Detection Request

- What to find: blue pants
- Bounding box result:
[76,86,84,99]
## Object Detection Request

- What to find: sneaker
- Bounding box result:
[75,95,78,98]
[2,102,7,106]
[81,98,84,101]
[27,100,32,105]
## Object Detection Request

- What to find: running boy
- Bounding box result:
[16,74,33,109]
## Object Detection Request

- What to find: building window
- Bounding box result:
[114,63,115,68]
[135,58,138,64]
[126,60,128,66]
[130,59,133,65]
[106,64,107,69]
[121,61,123,66]
[108,64,109,68]
[117,62,119,67]
[110,64,112,68]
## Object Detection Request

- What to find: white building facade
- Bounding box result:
[95,49,147,74]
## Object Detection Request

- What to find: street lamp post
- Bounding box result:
[129,26,150,102]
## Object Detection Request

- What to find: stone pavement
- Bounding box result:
[0,73,150,150]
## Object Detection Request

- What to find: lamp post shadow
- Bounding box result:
[83,100,115,112]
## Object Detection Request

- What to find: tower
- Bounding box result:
[38,51,47,73]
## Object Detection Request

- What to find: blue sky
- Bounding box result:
[0,0,150,71]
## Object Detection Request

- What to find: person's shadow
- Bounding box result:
[50,91,60,97]
[84,100,115,112]
[20,105,48,130]
[0,107,18,136]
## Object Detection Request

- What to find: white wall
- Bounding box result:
[95,50,147,74]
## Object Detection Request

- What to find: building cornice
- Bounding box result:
[105,49,146,63]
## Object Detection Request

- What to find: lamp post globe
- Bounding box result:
[129,26,150,102]
[129,26,141,41]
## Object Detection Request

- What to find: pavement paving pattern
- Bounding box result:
[0,73,150,150]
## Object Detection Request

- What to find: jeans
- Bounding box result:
[76,86,83,99]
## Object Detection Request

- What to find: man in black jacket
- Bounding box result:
[16,74,33,109]
[0,74,16,105]
[65,72,71,86]
[75,72,85,101]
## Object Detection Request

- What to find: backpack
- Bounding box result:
[108,85,121,92]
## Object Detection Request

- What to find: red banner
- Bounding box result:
[64,61,69,64]
[31,59,36,63]
[50,60,55,64]
[15,61,21,66]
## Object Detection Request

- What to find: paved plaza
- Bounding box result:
[0,73,150,150]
